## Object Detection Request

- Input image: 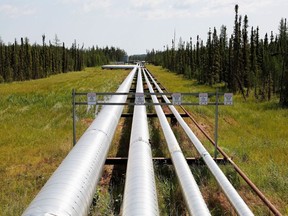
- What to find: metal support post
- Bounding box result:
[214,89,219,159]
[72,89,76,146]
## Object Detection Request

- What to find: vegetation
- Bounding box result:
[0,35,126,83]
[146,5,288,107]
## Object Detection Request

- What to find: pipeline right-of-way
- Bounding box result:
[144,68,254,216]
[22,63,267,215]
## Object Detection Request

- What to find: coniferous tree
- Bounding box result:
[231,5,240,92]
[24,38,32,80]
[5,45,13,82]
[219,25,228,83]
[227,36,234,90]
[212,27,221,84]
[205,28,213,85]
[242,15,250,96]
[278,18,288,106]
[12,40,19,81]
[189,37,194,78]
[0,39,4,82]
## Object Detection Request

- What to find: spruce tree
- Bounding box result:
[0,39,4,82]
[24,38,32,80]
[219,25,228,83]
[242,15,250,96]
[212,27,220,84]
[278,18,288,106]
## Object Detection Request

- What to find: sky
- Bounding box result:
[0,0,287,55]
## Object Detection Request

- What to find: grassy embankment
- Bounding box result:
[0,65,287,215]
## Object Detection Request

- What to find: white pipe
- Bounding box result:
[23,67,138,216]
[122,68,159,216]
[102,64,136,70]
[143,71,211,216]
[145,69,254,216]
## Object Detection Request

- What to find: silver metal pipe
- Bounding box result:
[122,68,159,216]
[23,67,138,216]
[102,64,137,70]
[143,71,211,216]
[145,69,254,216]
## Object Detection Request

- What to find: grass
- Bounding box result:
[1,65,287,215]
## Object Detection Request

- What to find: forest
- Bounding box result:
[146,5,288,107]
[0,34,126,83]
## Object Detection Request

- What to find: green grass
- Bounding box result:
[147,65,288,214]
[0,67,130,215]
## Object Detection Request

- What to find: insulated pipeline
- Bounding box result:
[122,68,159,215]
[145,69,254,216]
[143,71,211,216]
[23,67,138,216]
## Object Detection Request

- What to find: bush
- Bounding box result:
[0,75,4,83]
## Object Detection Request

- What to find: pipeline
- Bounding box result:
[122,68,159,215]
[23,67,138,216]
[143,71,211,215]
[144,69,254,216]
[102,64,136,70]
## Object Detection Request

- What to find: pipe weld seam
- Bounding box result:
[130,137,150,146]
[87,128,108,137]
[201,151,210,158]
[170,147,182,154]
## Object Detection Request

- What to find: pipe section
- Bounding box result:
[23,67,138,216]
[143,72,211,216]
[122,68,159,215]
[102,64,136,70]
[145,69,254,216]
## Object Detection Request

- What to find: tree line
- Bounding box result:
[0,35,126,83]
[146,5,288,107]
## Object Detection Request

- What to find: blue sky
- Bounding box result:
[0,0,287,55]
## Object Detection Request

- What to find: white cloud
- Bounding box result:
[181,0,277,18]
[83,0,112,12]
[140,8,191,20]
[58,0,113,13]
[0,4,35,18]
[58,0,285,22]
[127,0,197,20]
[172,0,201,10]
[130,0,164,9]
[59,0,81,3]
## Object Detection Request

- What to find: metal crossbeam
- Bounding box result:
[105,157,227,165]
[121,113,189,118]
